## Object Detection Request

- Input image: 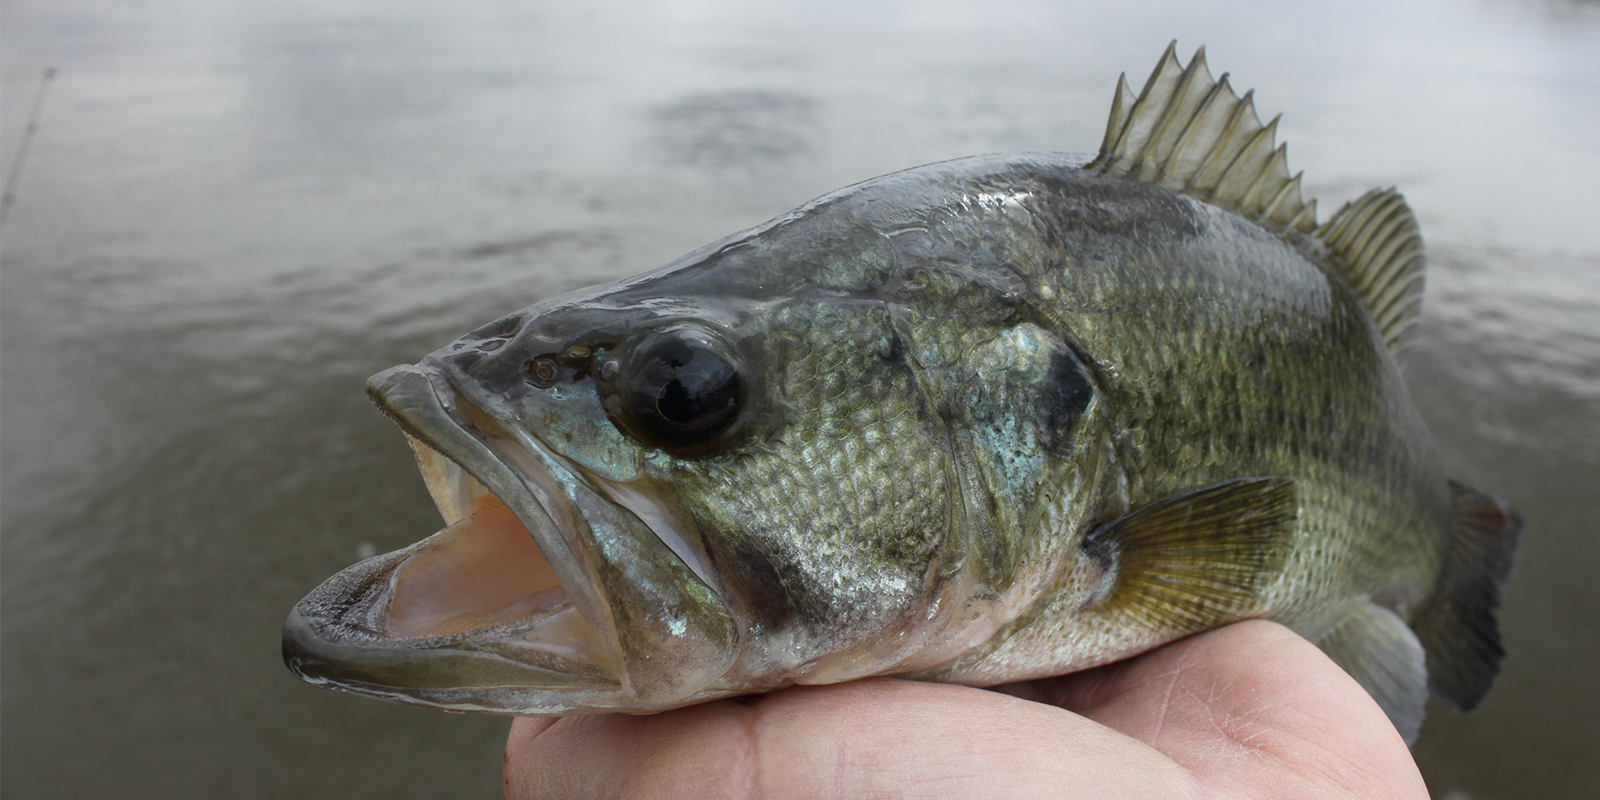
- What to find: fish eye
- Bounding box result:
[608,327,745,453]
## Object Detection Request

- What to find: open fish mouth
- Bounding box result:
[283,365,738,715]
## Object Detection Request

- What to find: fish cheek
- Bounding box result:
[516,377,644,484]
[938,323,1108,592]
[707,529,819,639]
[665,304,958,668]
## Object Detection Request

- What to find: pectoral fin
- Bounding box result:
[1314,601,1429,746]
[1083,477,1296,632]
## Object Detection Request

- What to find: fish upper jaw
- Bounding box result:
[281,364,739,714]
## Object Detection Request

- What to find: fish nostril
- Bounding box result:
[477,338,508,352]
[526,355,561,388]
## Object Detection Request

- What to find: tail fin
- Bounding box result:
[1412,480,1522,712]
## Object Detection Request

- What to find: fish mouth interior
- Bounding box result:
[384,490,574,641]
[376,439,605,657]
[289,363,742,711]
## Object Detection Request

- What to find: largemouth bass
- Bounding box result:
[284,43,1520,744]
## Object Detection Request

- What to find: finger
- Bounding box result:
[504,677,1194,800]
[1014,621,1428,800]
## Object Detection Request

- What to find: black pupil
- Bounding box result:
[630,338,741,445]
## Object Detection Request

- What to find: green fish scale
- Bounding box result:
[1037,198,1448,633]
[678,300,955,653]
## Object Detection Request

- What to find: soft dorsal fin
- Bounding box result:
[1088,41,1317,234]
[1314,188,1427,356]
[1089,42,1429,359]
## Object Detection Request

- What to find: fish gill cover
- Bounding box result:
[283,43,1519,747]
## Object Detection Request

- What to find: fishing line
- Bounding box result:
[1,67,60,229]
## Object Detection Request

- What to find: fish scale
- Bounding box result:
[286,44,1519,747]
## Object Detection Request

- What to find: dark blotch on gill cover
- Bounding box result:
[1045,350,1095,454]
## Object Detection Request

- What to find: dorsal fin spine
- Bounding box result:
[1101,74,1136,156]
[1141,48,1214,178]
[1240,143,1291,212]
[1115,43,1184,165]
[1287,198,1318,233]
[1090,42,1312,231]
[1189,88,1257,197]
[1212,117,1279,206]
[1263,172,1305,226]
[1162,75,1235,187]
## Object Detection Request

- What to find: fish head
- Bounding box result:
[281,249,1061,714]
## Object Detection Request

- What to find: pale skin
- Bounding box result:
[503,621,1430,799]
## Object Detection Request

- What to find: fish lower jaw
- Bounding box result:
[309,364,745,711]
[282,489,628,712]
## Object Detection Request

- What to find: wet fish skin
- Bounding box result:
[465,152,1444,682]
[284,44,1518,743]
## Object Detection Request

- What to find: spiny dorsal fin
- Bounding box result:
[1087,42,1318,235]
[1090,43,1430,359]
[1082,477,1297,633]
[1314,188,1428,357]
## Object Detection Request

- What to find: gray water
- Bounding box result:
[3,0,1597,797]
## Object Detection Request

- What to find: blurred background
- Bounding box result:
[3,0,1596,797]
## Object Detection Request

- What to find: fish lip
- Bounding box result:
[283,363,627,712]
[286,362,740,713]
[360,363,608,635]
[281,545,620,714]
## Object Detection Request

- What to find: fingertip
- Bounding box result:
[506,716,560,749]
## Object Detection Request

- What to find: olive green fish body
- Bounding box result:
[285,45,1518,745]
[640,153,1454,681]
[851,156,1455,681]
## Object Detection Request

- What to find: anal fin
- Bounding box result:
[1083,477,1296,633]
[1315,601,1429,746]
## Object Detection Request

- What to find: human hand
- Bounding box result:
[503,620,1428,799]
